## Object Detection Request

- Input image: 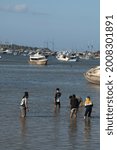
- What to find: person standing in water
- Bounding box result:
[20,92,29,117]
[69,94,80,118]
[84,96,93,119]
[54,88,61,109]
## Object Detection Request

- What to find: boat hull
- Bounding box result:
[29,59,47,65]
[56,56,78,62]
[29,52,48,65]
[56,57,69,61]
[84,73,100,84]
[84,66,100,85]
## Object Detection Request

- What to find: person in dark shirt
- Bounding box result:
[70,94,81,118]
[54,88,61,109]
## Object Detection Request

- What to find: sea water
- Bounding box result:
[0,54,100,150]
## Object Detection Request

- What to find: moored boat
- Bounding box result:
[29,52,48,65]
[84,66,100,84]
[56,52,79,62]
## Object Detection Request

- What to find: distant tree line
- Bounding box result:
[0,43,39,51]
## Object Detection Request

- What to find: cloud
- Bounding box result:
[13,4,28,13]
[0,4,28,13]
[0,4,48,16]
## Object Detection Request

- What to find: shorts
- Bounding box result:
[70,108,78,115]
[55,101,60,106]
[20,106,26,117]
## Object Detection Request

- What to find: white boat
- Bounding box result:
[3,49,13,54]
[67,55,79,62]
[56,53,78,62]
[84,66,100,84]
[29,52,48,65]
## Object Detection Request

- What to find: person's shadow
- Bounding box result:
[20,117,27,137]
[84,118,91,141]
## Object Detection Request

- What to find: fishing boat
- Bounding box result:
[29,52,48,65]
[84,66,100,84]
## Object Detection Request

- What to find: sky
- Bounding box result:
[0,0,99,51]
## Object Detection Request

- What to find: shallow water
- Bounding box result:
[0,54,100,150]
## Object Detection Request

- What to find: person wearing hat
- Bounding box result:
[84,96,93,119]
[20,92,29,117]
[54,88,61,109]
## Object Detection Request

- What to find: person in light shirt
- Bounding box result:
[20,92,29,117]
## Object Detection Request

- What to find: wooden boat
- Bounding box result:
[29,52,48,65]
[84,66,100,84]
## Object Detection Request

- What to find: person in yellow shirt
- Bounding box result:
[84,96,93,119]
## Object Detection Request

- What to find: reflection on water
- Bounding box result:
[69,119,78,150]
[20,117,27,137]
[69,118,77,134]
[84,118,91,142]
